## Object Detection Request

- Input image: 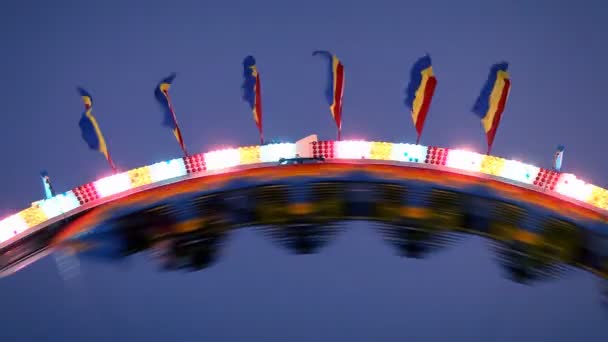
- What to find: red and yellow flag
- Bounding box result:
[404,55,437,144]
[472,62,511,155]
[313,50,345,140]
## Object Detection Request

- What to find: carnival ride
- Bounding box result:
[0,135,607,289]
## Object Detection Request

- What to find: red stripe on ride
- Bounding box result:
[414,76,437,135]
[486,79,511,149]
[333,62,345,129]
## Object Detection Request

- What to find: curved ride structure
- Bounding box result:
[1,135,607,287]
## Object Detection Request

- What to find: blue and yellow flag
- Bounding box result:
[405,54,437,144]
[313,50,345,140]
[155,73,188,156]
[40,170,55,199]
[472,62,511,154]
[242,56,264,144]
[77,87,117,172]
[553,145,565,172]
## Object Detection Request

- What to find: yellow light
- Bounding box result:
[588,185,608,210]
[513,229,539,244]
[239,145,261,165]
[370,141,393,160]
[480,155,505,176]
[128,166,152,188]
[288,203,313,215]
[173,218,206,233]
[400,206,430,219]
[19,205,48,228]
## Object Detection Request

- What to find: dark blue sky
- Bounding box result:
[1,0,607,340]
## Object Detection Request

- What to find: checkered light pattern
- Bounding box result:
[1,141,606,243]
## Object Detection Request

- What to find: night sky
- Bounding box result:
[1,0,607,340]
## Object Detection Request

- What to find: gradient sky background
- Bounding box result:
[0,0,607,340]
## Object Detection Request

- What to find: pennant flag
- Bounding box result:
[553,145,565,172]
[313,50,345,140]
[242,56,264,144]
[472,62,511,155]
[40,170,56,199]
[155,73,188,156]
[77,87,117,172]
[405,54,437,144]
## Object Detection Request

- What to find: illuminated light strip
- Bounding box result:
[500,160,539,185]
[39,191,81,219]
[73,183,99,204]
[335,140,372,159]
[555,173,594,202]
[446,149,484,172]
[370,142,393,160]
[18,205,47,228]
[94,173,132,198]
[260,143,297,162]
[390,143,427,163]
[204,148,241,171]
[149,158,187,182]
[533,168,559,190]
[239,146,261,165]
[589,185,608,210]
[128,167,153,188]
[183,153,206,174]
[311,141,336,158]
[0,214,28,241]
[480,155,505,176]
[1,139,608,245]
[426,146,449,165]
[39,199,63,219]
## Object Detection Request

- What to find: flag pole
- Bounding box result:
[166,94,188,157]
[108,155,118,174]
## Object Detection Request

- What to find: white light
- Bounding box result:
[336,140,372,159]
[555,173,593,202]
[500,160,539,184]
[391,143,427,163]
[58,191,80,212]
[40,191,80,219]
[0,214,28,243]
[40,198,63,219]
[260,143,297,162]
[446,149,483,172]
[94,173,132,198]
[204,148,241,171]
[149,158,187,182]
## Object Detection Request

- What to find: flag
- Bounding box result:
[40,170,55,199]
[155,73,188,156]
[553,145,565,172]
[405,54,437,144]
[242,56,264,144]
[313,50,345,140]
[77,87,117,172]
[472,62,511,154]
